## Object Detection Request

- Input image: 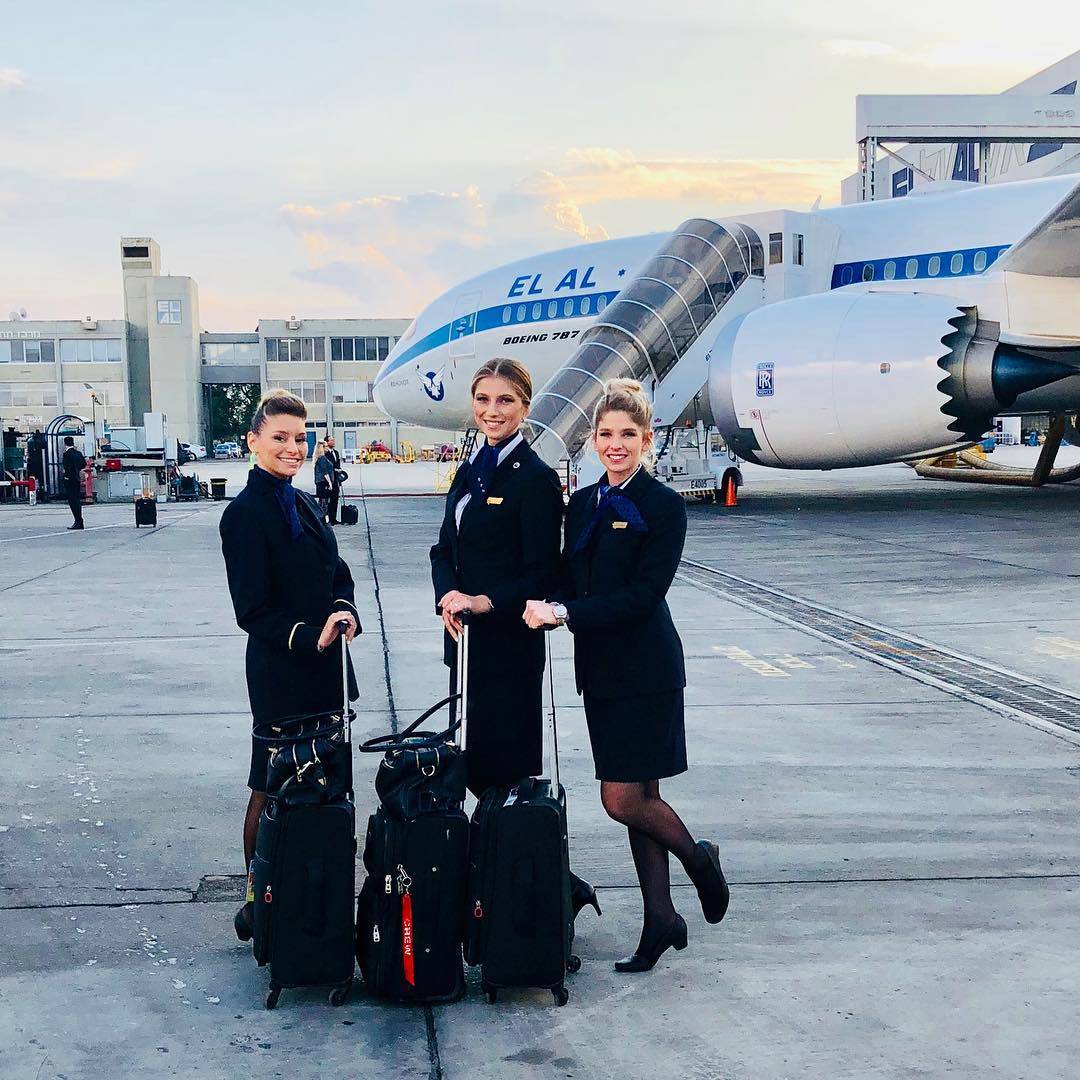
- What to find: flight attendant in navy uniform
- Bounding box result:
[220,390,359,943]
[431,357,600,919]
[525,378,729,971]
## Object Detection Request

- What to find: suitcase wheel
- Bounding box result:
[566,955,581,974]
[553,986,569,1007]
[329,980,352,1007]
[265,984,281,1010]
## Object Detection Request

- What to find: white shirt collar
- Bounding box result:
[598,464,643,502]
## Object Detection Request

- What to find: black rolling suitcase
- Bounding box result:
[134,496,156,527]
[250,624,357,1009]
[355,634,470,1003]
[340,502,359,525]
[465,635,578,1005]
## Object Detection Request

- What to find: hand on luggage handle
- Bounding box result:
[337,617,353,747]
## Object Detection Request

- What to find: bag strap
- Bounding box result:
[358,694,461,753]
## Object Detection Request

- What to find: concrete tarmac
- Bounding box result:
[2,463,1079,1079]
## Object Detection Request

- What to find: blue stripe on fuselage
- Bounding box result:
[378,243,1013,377]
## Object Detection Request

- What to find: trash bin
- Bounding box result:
[211,478,227,501]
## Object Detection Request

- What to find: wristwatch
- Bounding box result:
[550,603,568,627]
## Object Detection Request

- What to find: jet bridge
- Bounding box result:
[525,219,765,468]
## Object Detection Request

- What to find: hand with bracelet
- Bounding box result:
[437,589,494,640]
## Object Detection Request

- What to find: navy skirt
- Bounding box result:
[582,689,687,782]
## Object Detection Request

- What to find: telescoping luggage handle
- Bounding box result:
[338,617,352,747]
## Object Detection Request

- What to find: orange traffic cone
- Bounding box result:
[723,473,738,507]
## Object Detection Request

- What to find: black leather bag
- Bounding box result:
[360,695,466,820]
[255,713,352,806]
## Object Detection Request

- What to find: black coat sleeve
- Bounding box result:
[564,496,686,631]
[330,557,360,629]
[548,492,587,606]
[485,469,564,615]
[430,475,464,605]
[220,506,321,654]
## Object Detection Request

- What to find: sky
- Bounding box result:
[1,0,1076,329]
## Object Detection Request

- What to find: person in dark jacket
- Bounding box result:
[313,440,334,522]
[525,378,729,972]
[430,357,600,919]
[324,436,343,524]
[220,390,359,942]
[61,436,86,530]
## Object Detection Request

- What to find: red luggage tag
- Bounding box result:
[397,865,415,987]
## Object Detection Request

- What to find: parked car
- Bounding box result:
[214,442,239,459]
[181,442,206,460]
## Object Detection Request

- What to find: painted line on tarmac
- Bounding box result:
[679,559,1080,748]
[0,523,128,544]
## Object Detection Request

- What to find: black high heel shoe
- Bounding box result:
[690,840,730,924]
[234,901,254,942]
[570,874,602,919]
[614,914,688,973]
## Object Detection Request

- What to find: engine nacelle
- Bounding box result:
[708,290,1027,469]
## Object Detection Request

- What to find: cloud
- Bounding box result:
[65,159,138,181]
[280,148,852,313]
[0,68,25,89]
[824,39,898,59]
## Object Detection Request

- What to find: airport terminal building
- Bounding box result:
[0,237,434,452]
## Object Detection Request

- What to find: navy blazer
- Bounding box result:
[555,468,687,700]
[220,466,359,723]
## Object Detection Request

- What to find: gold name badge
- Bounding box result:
[612,521,628,529]
[486,497,504,505]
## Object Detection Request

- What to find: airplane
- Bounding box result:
[373,170,1080,482]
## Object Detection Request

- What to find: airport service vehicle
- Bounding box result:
[373,171,1080,489]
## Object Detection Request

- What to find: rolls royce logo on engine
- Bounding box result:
[756,362,774,397]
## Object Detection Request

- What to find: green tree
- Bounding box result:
[206,384,261,447]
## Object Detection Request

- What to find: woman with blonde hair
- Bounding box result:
[525,378,728,971]
[313,439,333,522]
[430,357,600,919]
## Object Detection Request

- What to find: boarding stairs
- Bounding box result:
[524,219,767,475]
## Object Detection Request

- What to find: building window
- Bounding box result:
[4,339,57,363]
[266,337,325,363]
[950,253,964,274]
[60,339,122,363]
[973,250,988,272]
[329,337,392,363]
[62,382,125,408]
[201,341,261,364]
[268,380,326,404]
[331,380,373,404]
[905,258,919,279]
[0,384,59,407]
[157,300,182,325]
[769,232,783,265]
[792,233,805,267]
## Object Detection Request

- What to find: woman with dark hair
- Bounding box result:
[525,379,729,972]
[430,358,599,919]
[313,439,333,522]
[220,390,359,941]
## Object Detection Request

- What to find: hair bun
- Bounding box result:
[604,378,644,395]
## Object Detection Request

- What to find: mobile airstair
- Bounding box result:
[524,219,767,474]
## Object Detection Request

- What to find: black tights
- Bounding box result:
[601,780,702,949]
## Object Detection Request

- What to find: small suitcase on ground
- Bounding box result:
[250,624,357,1010]
[355,630,470,1003]
[134,497,157,527]
[340,502,359,525]
[465,634,578,1006]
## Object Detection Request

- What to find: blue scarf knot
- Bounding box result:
[571,482,648,555]
[466,436,515,504]
[262,469,303,541]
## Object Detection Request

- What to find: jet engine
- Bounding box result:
[707,290,1073,468]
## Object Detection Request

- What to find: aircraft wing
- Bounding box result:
[997,178,1080,342]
